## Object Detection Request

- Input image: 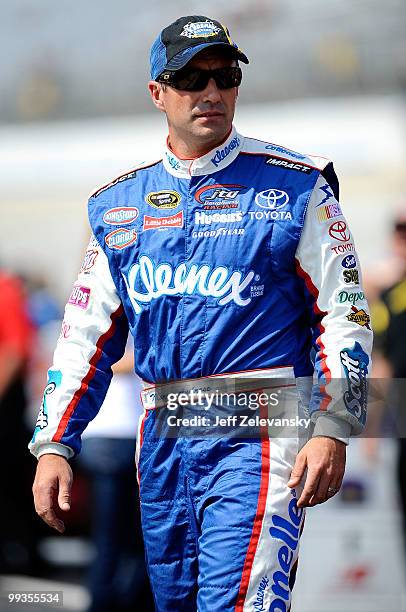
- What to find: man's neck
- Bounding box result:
[167,128,232,160]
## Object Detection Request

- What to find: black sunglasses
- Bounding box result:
[158,66,242,91]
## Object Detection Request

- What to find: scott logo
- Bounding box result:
[268,494,304,611]
[103,207,139,225]
[255,189,289,210]
[165,152,181,171]
[146,190,181,210]
[340,342,369,422]
[195,183,245,204]
[342,255,356,269]
[105,228,137,250]
[329,221,350,242]
[211,136,240,167]
[124,255,255,315]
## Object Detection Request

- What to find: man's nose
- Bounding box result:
[202,78,222,103]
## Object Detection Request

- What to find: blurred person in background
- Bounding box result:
[29,15,373,611]
[78,341,153,612]
[0,266,36,573]
[368,210,406,558]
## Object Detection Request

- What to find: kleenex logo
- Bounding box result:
[268,494,304,611]
[165,152,181,171]
[254,576,269,611]
[124,255,255,315]
[211,136,240,167]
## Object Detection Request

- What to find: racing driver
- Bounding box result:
[30,15,373,612]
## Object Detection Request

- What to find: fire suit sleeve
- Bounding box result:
[295,169,373,441]
[28,235,129,459]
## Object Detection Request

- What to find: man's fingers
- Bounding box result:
[287,452,307,487]
[297,469,321,508]
[34,485,65,533]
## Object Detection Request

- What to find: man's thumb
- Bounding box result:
[287,453,306,487]
[58,484,71,511]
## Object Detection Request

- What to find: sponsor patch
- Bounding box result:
[340,341,369,422]
[255,189,289,210]
[92,170,137,198]
[192,227,245,239]
[318,183,334,206]
[341,255,357,269]
[195,183,245,204]
[343,269,360,284]
[329,220,350,242]
[105,228,137,250]
[211,136,240,167]
[68,285,91,309]
[346,306,371,329]
[103,207,139,225]
[316,202,342,222]
[265,144,306,160]
[165,152,181,171]
[266,156,313,174]
[195,211,242,225]
[31,370,62,441]
[181,20,221,39]
[338,290,365,304]
[146,190,181,210]
[80,249,98,273]
[331,242,354,254]
[59,320,71,339]
[124,255,256,315]
[143,211,183,231]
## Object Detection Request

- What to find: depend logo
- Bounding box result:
[165,152,181,171]
[143,211,183,231]
[268,493,304,611]
[265,144,306,160]
[342,254,357,269]
[105,228,137,250]
[195,211,243,225]
[68,285,91,309]
[255,189,289,210]
[346,306,371,329]
[316,202,342,222]
[211,136,240,167]
[266,157,313,174]
[340,342,369,422]
[146,190,181,210]
[181,20,221,39]
[103,207,139,225]
[124,255,255,315]
[195,183,245,204]
[329,220,350,242]
[338,290,365,304]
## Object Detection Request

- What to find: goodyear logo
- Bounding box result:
[146,190,181,210]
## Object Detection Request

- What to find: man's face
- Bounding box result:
[149,50,239,150]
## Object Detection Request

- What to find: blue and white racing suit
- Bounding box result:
[30,127,373,611]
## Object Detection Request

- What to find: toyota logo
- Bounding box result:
[255,189,289,210]
[329,221,350,242]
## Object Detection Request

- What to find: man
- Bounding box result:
[30,15,373,611]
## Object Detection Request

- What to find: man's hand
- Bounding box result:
[32,454,73,533]
[288,437,346,508]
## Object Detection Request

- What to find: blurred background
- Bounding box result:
[0,1,405,610]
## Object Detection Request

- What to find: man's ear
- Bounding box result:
[148,81,166,113]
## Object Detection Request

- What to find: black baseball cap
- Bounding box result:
[150,15,249,81]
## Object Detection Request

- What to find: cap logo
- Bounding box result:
[180,20,221,39]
